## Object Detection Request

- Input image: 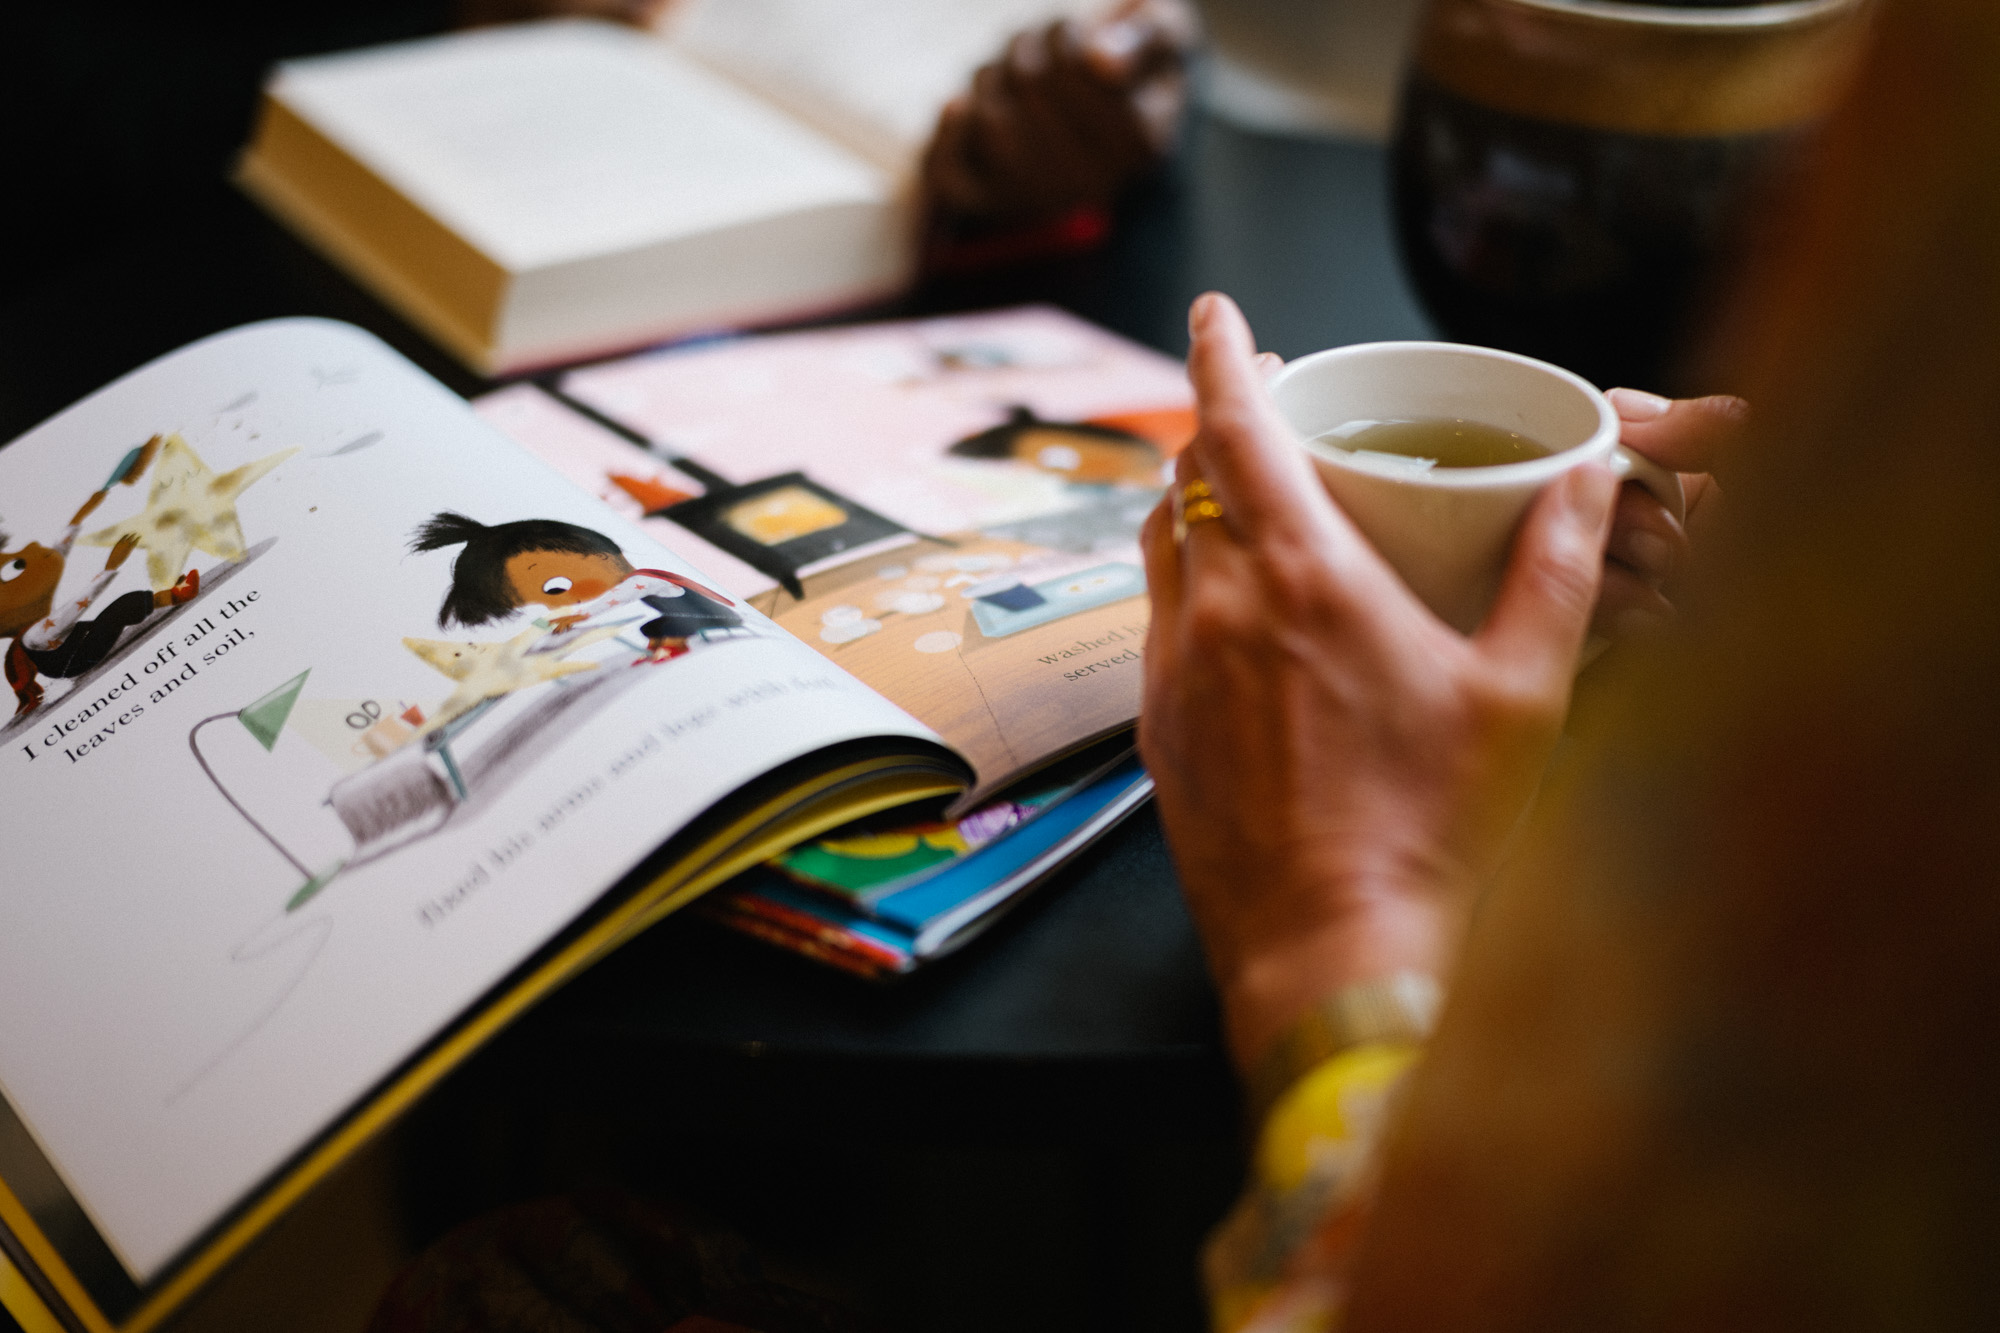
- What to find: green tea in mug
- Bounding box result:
[1316,418,1553,470]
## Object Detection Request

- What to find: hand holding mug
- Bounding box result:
[1270,340,1686,636]
[1140,293,1621,1071]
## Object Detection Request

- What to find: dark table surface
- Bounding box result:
[0,107,1433,1071]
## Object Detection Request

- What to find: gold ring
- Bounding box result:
[1175,478,1224,542]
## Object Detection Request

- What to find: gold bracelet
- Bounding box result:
[1246,971,1442,1126]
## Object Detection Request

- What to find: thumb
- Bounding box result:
[1477,463,1619,683]
[1608,390,1749,476]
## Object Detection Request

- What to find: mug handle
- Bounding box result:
[1608,444,1686,524]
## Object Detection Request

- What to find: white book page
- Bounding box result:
[271,20,890,271]
[667,0,1104,172]
[0,320,933,1280]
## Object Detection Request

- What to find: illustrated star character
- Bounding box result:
[80,435,298,589]
[403,624,623,732]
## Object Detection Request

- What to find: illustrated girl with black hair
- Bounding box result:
[410,512,742,662]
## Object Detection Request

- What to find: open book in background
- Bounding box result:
[236,0,1098,374]
[474,304,1191,975]
[664,0,1107,172]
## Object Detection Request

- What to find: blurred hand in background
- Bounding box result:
[922,0,1193,226]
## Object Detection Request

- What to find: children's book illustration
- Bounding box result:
[654,474,920,601]
[0,320,938,1287]
[411,512,752,662]
[483,305,1192,794]
[2,434,292,726]
[81,434,293,588]
[404,626,621,731]
[187,510,775,914]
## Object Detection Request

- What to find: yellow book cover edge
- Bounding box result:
[1,757,957,1333]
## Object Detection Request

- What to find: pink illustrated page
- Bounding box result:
[479,306,1195,793]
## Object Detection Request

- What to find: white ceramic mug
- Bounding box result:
[1267,341,1684,633]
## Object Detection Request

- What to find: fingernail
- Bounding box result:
[1607,388,1671,422]
[1189,293,1217,335]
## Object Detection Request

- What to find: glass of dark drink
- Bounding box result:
[1390,0,1867,391]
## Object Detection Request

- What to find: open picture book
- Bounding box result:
[0,305,1188,1330]
[479,304,1190,973]
[236,0,1097,373]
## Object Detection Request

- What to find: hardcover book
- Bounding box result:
[236,1,1096,374]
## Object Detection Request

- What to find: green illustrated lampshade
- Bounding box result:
[238,669,310,751]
